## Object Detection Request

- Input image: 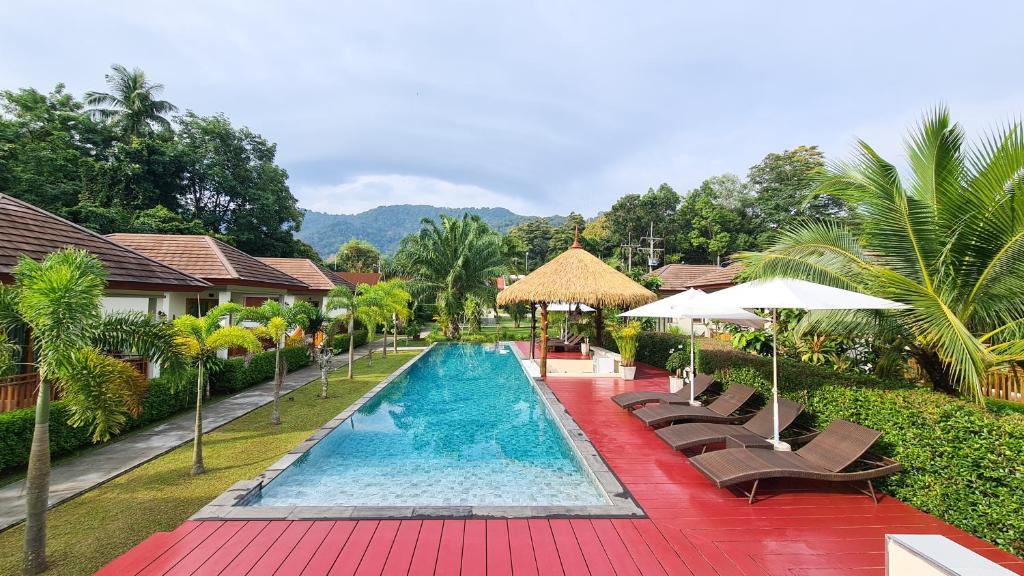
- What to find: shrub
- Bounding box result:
[330,330,368,354]
[0,372,194,473]
[699,342,1024,556]
[610,322,642,366]
[425,330,450,344]
[602,330,696,369]
[460,333,494,343]
[209,347,310,395]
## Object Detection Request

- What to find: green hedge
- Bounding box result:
[698,342,1024,556]
[331,330,368,354]
[601,331,694,369]
[0,346,311,475]
[210,346,310,394]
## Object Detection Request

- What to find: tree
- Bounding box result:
[175,112,303,257]
[84,64,178,137]
[335,239,380,272]
[396,214,504,339]
[236,300,316,424]
[582,214,614,259]
[548,212,587,254]
[748,145,841,244]
[127,205,207,235]
[738,109,1024,400]
[172,305,260,475]
[676,174,756,265]
[606,183,680,251]
[506,218,555,267]
[0,249,182,575]
[325,284,376,378]
[362,280,412,359]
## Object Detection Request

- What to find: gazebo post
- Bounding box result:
[529,302,536,359]
[595,307,604,346]
[539,302,549,377]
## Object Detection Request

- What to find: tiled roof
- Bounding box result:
[0,195,210,291]
[335,272,381,287]
[648,262,742,292]
[257,258,348,292]
[106,234,308,290]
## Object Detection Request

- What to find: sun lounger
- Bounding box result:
[611,374,716,409]
[631,384,756,428]
[689,419,902,503]
[655,398,804,452]
[548,333,584,351]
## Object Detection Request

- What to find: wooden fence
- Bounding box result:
[0,357,148,413]
[981,366,1023,403]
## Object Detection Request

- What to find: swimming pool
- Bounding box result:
[248,343,608,508]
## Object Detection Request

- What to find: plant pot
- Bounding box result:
[580,342,590,355]
[669,376,686,393]
[620,365,637,380]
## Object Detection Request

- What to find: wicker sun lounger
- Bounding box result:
[689,419,902,504]
[631,384,756,428]
[611,374,716,410]
[655,398,804,452]
[548,333,584,351]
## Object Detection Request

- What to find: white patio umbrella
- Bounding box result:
[621,289,765,405]
[542,302,596,313]
[702,278,907,450]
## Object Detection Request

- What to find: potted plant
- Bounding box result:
[665,344,689,392]
[611,321,641,380]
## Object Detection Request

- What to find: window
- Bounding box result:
[186,298,220,317]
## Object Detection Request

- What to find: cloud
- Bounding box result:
[295,174,538,215]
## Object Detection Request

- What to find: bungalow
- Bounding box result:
[0,195,212,409]
[334,271,381,287]
[257,257,355,311]
[648,262,742,295]
[106,234,310,319]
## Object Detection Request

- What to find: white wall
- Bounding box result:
[101,296,151,315]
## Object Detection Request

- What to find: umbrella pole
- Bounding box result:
[540,303,549,377]
[771,308,788,450]
[689,320,700,406]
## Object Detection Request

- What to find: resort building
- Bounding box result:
[333,271,381,287]
[0,195,212,405]
[106,234,310,319]
[257,257,355,311]
[648,262,742,295]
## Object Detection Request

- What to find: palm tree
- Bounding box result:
[236,300,316,424]
[84,64,178,137]
[172,305,260,475]
[364,280,412,359]
[396,214,504,338]
[0,249,182,575]
[738,108,1024,401]
[325,284,377,378]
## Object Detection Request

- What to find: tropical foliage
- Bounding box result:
[739,108,1024,400]
[236,300,317,424]
[610,321,642,367]
[395,214,504,338]
[171,304,260,475]
[0,249,182,575]
[0,66,314,259]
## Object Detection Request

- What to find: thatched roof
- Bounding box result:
[496,239,657,309]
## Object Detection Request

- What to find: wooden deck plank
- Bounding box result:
[300,521,357,576]
[354,519,401,576]
[136,520,225,576]
[590,519,644,576]
[408,520,443,576]
[381,520,422,576]
[507,519,538,576]
[610,519,671,576]
[527,520,563,576]
[247,520,313,575]
[163,521,246,576]
[462,519,487,575]
[274,521,335,575]
[329,520,379,575]
[548,520,588,575]
[567,520,616,576]
[433,519,464,575]
[96,522,202,576]
[630,520,694,576]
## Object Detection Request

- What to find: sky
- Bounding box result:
[3,1,1023,217]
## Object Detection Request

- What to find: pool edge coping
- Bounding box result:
[193,342,644,521]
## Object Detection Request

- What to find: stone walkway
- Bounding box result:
[0,341,424,531]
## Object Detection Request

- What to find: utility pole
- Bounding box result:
[620,233,639,272]
[524,250,530,273]
[640,222,664,272]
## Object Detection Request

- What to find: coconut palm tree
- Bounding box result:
[363,280,412,359]
[0,249,182,575]
[84,64,178,136]
[395,214,504,339]
[235,300,317,424]
[738,108,1024,401]
[172,304,261,475]
[325,284,377,378]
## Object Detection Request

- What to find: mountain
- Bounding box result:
[297,205,565,256]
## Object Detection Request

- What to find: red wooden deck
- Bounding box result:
[99,343,1024,575]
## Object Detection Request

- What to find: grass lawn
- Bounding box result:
[0,352,416,576]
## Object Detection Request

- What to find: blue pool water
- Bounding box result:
[251,344,607,507]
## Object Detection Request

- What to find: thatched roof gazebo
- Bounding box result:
[497,232,656,376]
